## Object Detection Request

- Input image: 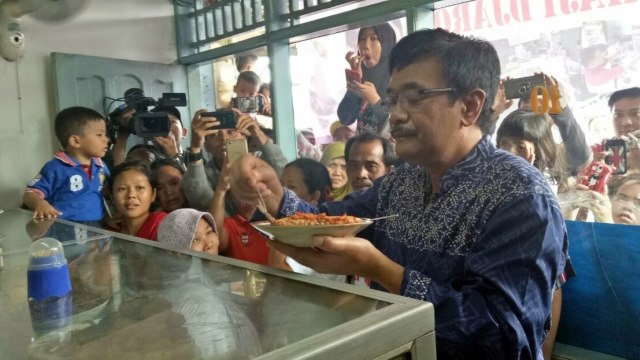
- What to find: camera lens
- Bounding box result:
[518,83,531,94]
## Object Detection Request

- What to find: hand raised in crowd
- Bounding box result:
[344,50,362,71]
[574,177,614,223]
[347,81,380,105]
[261,95,272,117]
[215,150,231,194]
[235,111,268,145]
[542,73,568,112]
[116,108,136,130]
[229,155,283,215]
[152,131,179,159]
[190,109,221,149]
[491,78,513,120]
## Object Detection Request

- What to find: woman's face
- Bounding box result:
[326,157,348,189]
[191,218,219,255]
[358,27,382,68]
[281,166,315,204]
[155,165,186,212]
[112,170,156,222]
[498,136,536,165]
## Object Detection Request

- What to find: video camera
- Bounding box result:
[108,88,187,138]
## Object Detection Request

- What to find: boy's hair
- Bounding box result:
[285,158,332,204]
[236,54,258,72]
[345,131,397,168]
[608,87,640,109]
[54,106,105,148]
[108,160,157,193]
[496,109,557,172]
[608,174,640,197]
[236,70,261,87]
[388,28,500,135]
[150,157,185,175]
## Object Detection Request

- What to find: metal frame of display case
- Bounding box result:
[0,208,436,359]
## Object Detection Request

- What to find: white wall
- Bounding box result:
[0,0,177,209]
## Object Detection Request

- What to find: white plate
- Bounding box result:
[252,219,373,247]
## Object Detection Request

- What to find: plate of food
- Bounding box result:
[252,212,374,247]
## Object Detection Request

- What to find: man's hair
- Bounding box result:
[151,157,185,175]
[126,144,163,164]
[151,105,182,126]
[608,87,640,109]
[236,54,258,72]
[236,70,261,87]
[54,106,105,148]
[108,160,157,193]
[345,131,397,168]
[388,28,500,135]
[285,158,332,204]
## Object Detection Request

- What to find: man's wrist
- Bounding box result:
[185,148,203,163]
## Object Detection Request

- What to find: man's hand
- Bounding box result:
[235,112,268,145]
[491,78,513,119]
[152,132,179,158]
[347,81,380,105]
[269,235,404,294]
[542,73,568,113]
[228,155,283,215]
[190,109,221,149]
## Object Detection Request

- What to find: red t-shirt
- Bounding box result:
[136,211,167,241]
[223,214,269,265]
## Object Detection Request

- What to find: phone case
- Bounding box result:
[226,139,248,164]
[579,161,612,194]
[504,74,546,100]
[345,68,362,83]
[604,139,627,174]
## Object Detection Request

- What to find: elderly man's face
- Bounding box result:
[204,129,246,166]
[388,58,465,168]
[612,96,640,137]
[347,140,388,191]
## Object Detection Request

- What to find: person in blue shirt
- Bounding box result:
[24,106,110,221]
[228,28,567,359]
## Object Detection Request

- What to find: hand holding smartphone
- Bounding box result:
[603,139,627,174]
[503,74,546,100]
[579,161,613,194]
[226,138,248,164]
[345,68,362,83]
[201,110,236,130]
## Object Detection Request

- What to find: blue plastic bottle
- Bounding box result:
[27,238,72,334]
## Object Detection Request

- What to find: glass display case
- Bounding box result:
[0,209,436,359]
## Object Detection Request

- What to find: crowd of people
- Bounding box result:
[21,24,640,359]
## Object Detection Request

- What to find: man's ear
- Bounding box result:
[68,135,81,148]
[182,127,188,138]
[459,89,486,128]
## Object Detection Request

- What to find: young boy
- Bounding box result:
[23,106,110,222]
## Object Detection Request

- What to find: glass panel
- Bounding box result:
[0,226,390,359]
[0,209,111,256]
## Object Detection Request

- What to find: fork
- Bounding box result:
[256,190,277,223]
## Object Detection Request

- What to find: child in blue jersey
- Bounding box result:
[23,106,110,221]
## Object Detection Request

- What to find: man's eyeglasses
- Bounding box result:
[380,88,456,113]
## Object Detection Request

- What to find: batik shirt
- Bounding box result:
[278,136,567,360]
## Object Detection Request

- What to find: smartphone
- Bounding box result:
[579,161,613,194]
[201,110,236,130]
[231,96,264,113]
[345,68,362,83]
[504,74,546,100]
[603,139,627,174]
[226,138,248,164]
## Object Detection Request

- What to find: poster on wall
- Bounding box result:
[435,0,639,144]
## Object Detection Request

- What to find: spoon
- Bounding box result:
[256,190,277,223]
[362,214,398,222]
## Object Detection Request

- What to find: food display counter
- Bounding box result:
[0,209,436,359]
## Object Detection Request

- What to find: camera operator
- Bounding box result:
[111,106,187,167]
[183,109,287,212]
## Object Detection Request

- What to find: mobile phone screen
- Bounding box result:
[226,139,248,164]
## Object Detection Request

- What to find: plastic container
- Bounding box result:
[27,238,72,334]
